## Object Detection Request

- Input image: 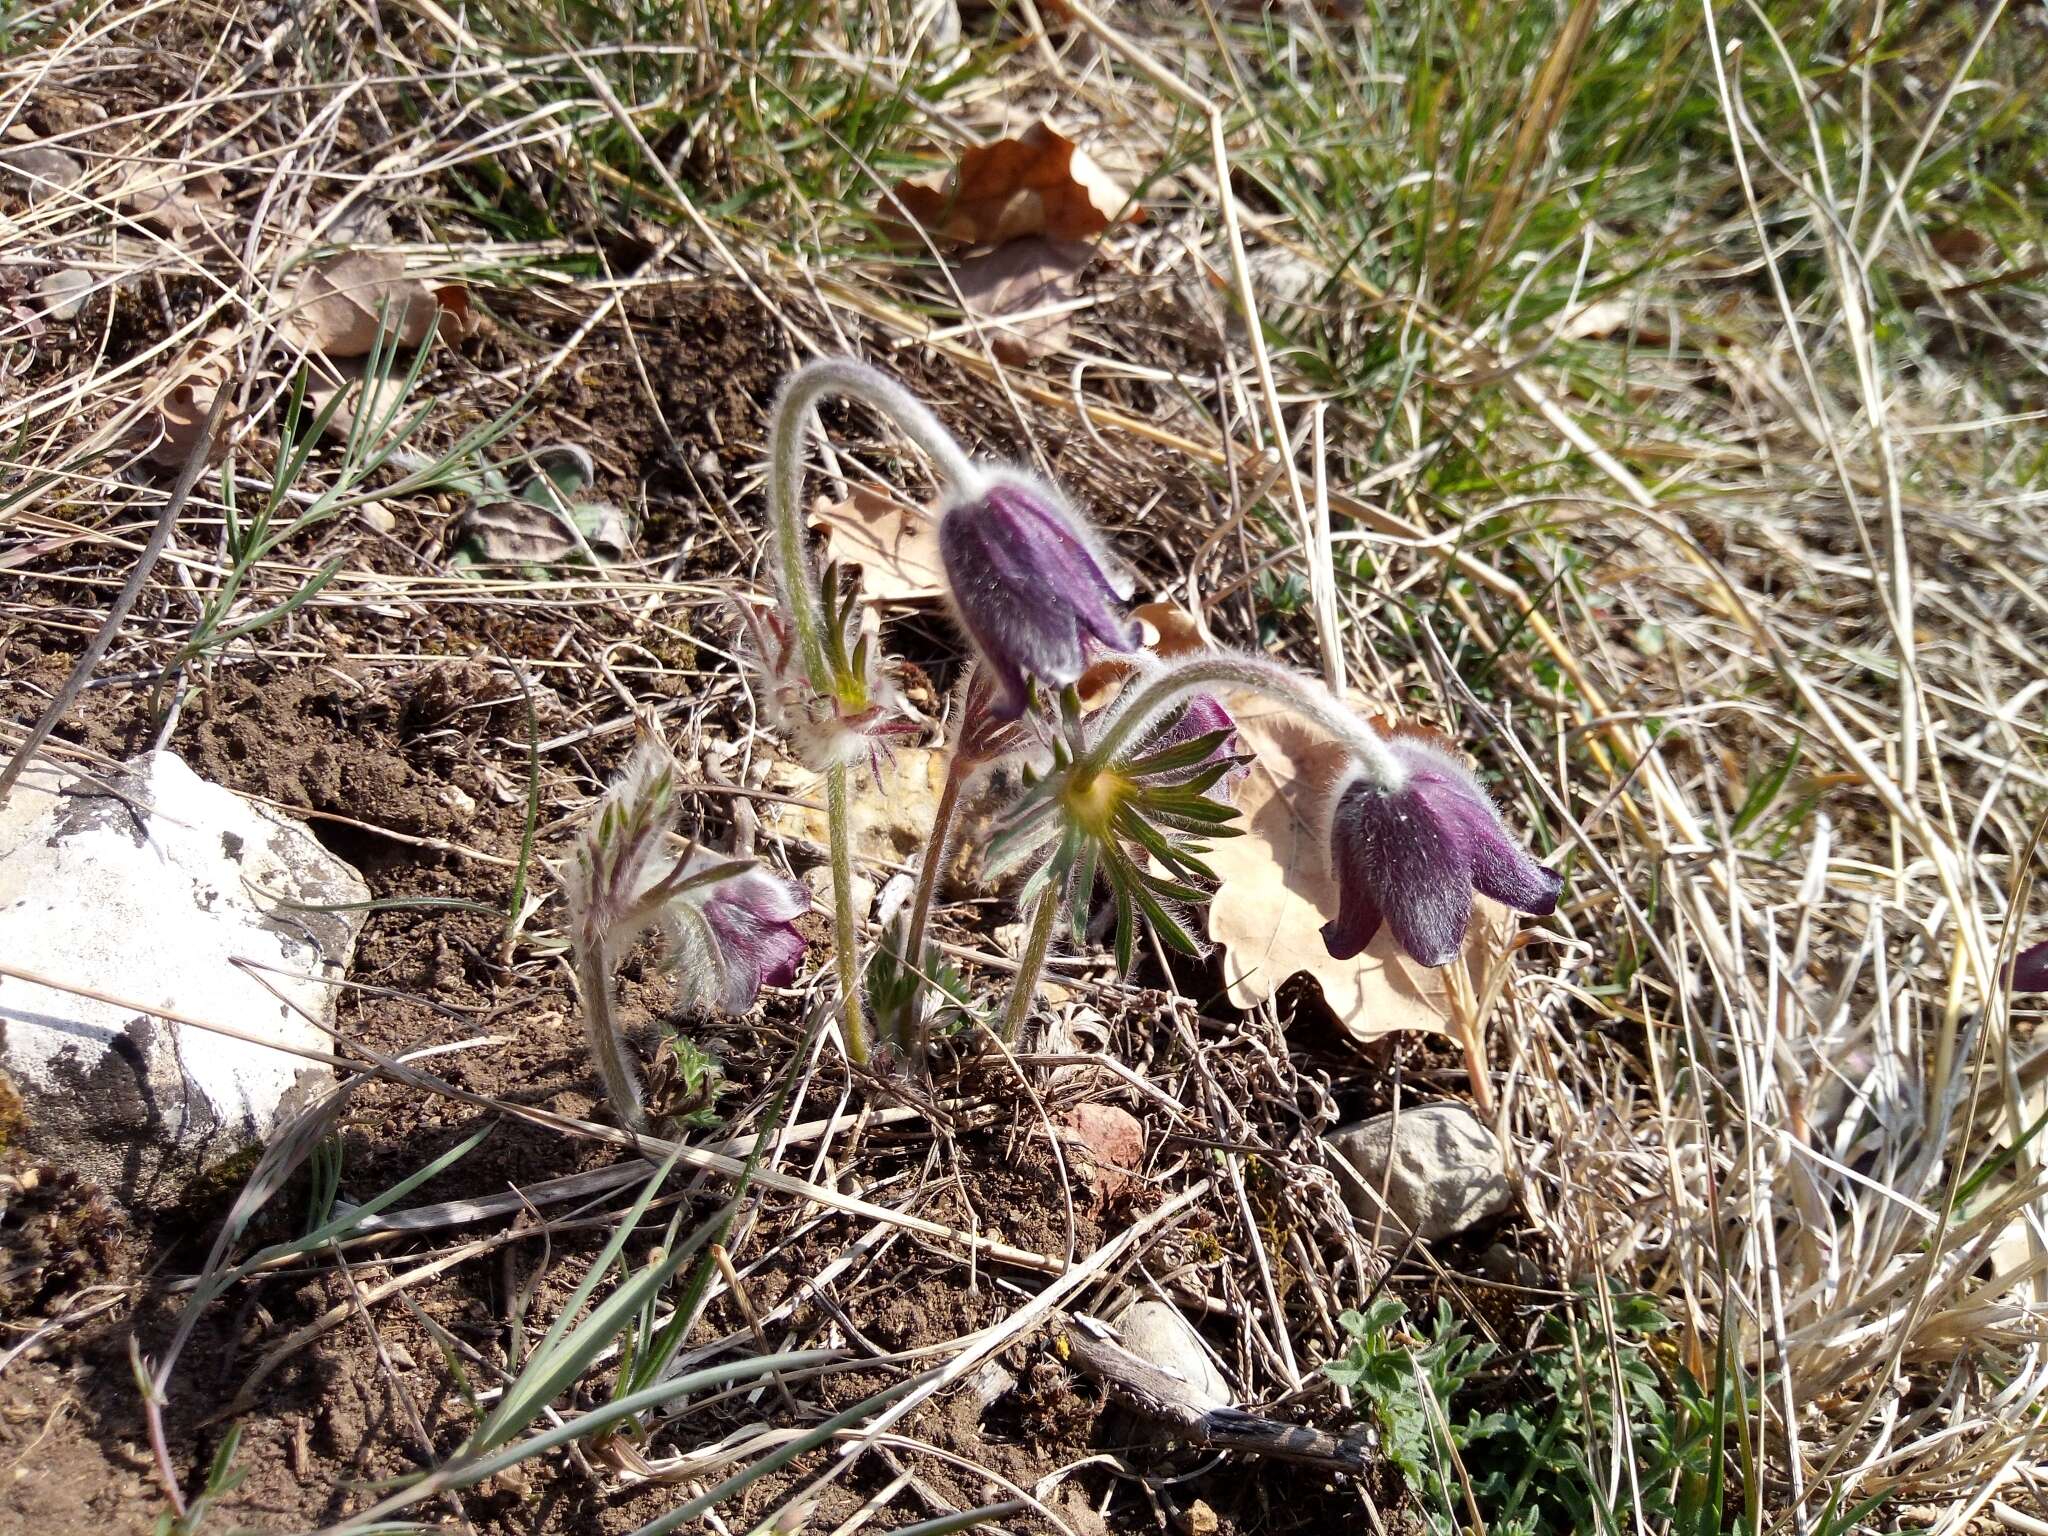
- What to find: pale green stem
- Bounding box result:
[1085,653,1409,789]
[768,358,976,695]
[999,886,1062,1043]
[898,762,964,1061]
[767,359,979,1070]
[826,764,870,1065]
[576,942,646,1132]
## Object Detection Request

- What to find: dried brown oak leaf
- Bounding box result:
[281,251,475,359]
[809,486,944,605]
[955,236,1094,362]
[882,122,1138,248]
[112,163,229,235]
[1205,690,1512,1043]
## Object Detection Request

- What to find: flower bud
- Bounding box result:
[686,857,810,1013]
[937,472,1139,721]
[1137,692,1245,801]
[1322,734,1561,967]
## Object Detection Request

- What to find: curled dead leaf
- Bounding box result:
[112,164,229,236]
[139,326,242,467]
[282,252,474,359]
[1204,692,1513,1044]
[882,122,1138,248]
[809,486,945,606]
[453,498,633,567]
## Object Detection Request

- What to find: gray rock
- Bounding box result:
[37,268,96,321]
[1328,1102,1513,1241]
[0,752,366,1205]
[1113,1299,1231,1406]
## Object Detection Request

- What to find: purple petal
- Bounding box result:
[1320,796,1384,961]
[1321,776,1477,967]
[938,479,1139,718]
[2013,939,2048,994]
[1414,775,1562,918]
[701,868,810,1011]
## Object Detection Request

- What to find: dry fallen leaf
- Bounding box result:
[1553,296,1672,349]
[1204,691,1513,1044]
[113,164,229,236]
[1,144,85,198]
[809,486,945,605]
[140,326,241,467]
[305,359,415,441]
[453,498,633,567]
[282,252,474,359]
[765,745,950,866]
[953,236,1093,362]
[883,122,1138,248]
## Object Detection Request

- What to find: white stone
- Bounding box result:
[0,752,366,1203]
[1327,1103,1513,1241]
[1113,1299,1231,1406]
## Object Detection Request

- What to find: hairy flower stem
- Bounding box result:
[576,947,647,1132]
[1086,654,1407,788]
[767,359,977,1069]
[1000,886,1063,1043]
[769,359,976,694]
[898,763,965,1060]
[826,764,870,1066]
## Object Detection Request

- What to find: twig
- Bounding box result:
[1060,1321,1370,1476]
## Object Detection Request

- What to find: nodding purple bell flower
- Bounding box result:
[2013,939,2048,994]
[938,471,1140,721]
[666,853,810,1014]
[1322,733,1561,968]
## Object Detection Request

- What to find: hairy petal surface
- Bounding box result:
[1321,737,1559,968]
[2013,939,2048,994]
[938,476,1138,720]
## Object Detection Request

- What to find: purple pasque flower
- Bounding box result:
[2013,939,2048,993]
[937,471,1140,721]
[1322,731,1561,968]
[665,851,810,1014]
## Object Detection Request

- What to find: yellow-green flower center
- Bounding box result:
[1062,769,1129,837]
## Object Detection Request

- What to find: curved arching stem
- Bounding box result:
[1083,653,1408,790]
[763,358,980,1070]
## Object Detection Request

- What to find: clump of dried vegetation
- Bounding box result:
[0,1,2044,1533]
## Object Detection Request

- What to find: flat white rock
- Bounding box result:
[0,752,366,1202]
[1327,1102,1513,1241]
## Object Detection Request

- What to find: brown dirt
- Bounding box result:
[0,239,1495,1536]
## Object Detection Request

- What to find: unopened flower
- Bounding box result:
[938,472,1139,721]
[563,741,811,1129]
[2013,939,2048,994]
[668,853,810,1013]
[1137,692,1245,802]
[1322,733,1561,968]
